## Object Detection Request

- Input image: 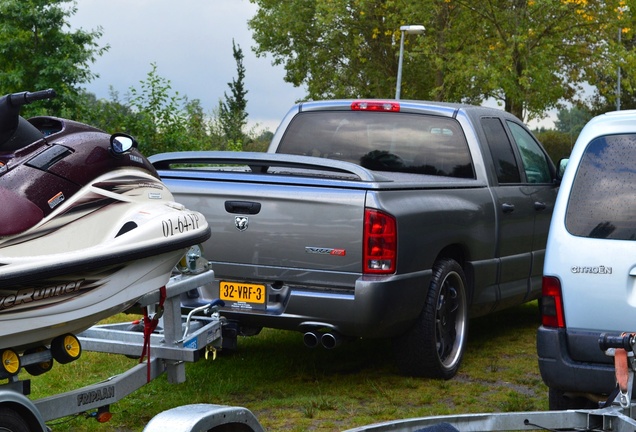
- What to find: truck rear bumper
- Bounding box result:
[197,270,432,339]
[537,325,622,396]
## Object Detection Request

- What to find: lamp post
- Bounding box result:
[617,6,629,111]
[395,25,425,100]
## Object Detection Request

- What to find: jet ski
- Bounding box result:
[0,89,211,360]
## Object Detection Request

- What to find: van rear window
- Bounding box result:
[566,133,636,240]
[276,111,475,179]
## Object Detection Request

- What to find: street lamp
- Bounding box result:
[617,6,629,111]
[395,24,425,100]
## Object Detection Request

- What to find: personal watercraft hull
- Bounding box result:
[0,251,184,352]
[0,95,211,356]
[0,170,210,353]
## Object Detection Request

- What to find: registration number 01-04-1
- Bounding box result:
[220,281,266,309]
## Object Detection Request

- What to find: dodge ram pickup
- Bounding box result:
[150,99,558,379]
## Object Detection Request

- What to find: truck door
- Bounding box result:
[481,117,554,310]
[505,120,556,300]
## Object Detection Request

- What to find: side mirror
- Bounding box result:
[557,158,568,181]
[110,133,138,155]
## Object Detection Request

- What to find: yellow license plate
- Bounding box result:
[220,281,266,305]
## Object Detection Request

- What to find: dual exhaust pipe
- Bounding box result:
[303,330,344,349]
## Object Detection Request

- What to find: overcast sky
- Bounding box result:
[69,0,307,132]
[68,0,556,130]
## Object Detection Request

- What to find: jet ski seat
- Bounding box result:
[0,186,44,237]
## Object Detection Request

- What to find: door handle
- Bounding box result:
[502,203,515,213]
[534,201,547,211]
[225,200,262,215]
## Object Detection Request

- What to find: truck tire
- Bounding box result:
[393,258,468,379]
[0,406,30,432]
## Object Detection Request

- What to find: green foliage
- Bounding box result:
[0,0,269,156]
[218,40,249,150]
[126,63,191,154]
[555,106,593,138]
[245,130,274,152]
[68,88,139,135]
[249,0,415,100]
[585,6,636,113]
[0,0,107,117]
[248,0,631,122]
[70,65,220,156]
[70,63,271,157]
[532,105,593,163]
[535,129,575,163]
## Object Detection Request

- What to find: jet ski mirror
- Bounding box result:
[110,133,138,155]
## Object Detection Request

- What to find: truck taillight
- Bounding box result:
[351,101,400,112]
[541,276,565,328]
[364,209,396,274]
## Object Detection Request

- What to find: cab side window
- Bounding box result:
[481,117,521,184]
[507,121,552,184]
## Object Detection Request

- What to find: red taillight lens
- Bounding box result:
[541,276,565,328]
[364,209,397,274]
[351,101,400,112]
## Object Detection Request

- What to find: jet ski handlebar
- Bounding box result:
[0,89,57,151]
[7,89,57,107]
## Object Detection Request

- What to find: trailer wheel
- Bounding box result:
[0,406,30,432]
[23,347,53,376]
[393,258,468,379]
[51,334,81,364]
[0,349,20,377]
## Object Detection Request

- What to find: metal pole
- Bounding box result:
[617,26,622,111]
[616,6,629,111]
[395,30,405,100]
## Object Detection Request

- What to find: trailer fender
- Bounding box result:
[143,404,265,432]
[0,389,48,432]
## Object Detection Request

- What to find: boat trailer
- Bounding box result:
[4,269,636,431]
[0,269,263,432]
[342,406,636,431]
[343,333,636,432]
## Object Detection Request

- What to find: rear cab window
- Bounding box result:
[566,133,636,240]
[276,111,475,179]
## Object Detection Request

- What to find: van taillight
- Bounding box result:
[541,276,565,328]
[364,209,396,274]
[351,101,400,112]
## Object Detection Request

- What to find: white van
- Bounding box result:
[538,109,636,409]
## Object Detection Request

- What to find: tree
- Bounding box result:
[248,0,629,121]
[218,39,249,150]
[126,63,216,155]
[183,98,211,149]
[249,0,414,99]
[586,6,636,114]
[445,0,631,120]
[72,88,136,133]
[0,0,108,116]
[74,64,212,156]
[554,106,592,138]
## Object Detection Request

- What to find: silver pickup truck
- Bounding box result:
[150,99,558,379]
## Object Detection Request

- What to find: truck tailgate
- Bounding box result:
[160,177,366,275]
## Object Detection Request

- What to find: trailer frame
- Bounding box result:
[0,269,263,432]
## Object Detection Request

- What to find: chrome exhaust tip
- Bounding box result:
[321,332,342,349]
[303,331,319,348]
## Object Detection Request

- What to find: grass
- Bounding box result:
[27,301,547,431]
